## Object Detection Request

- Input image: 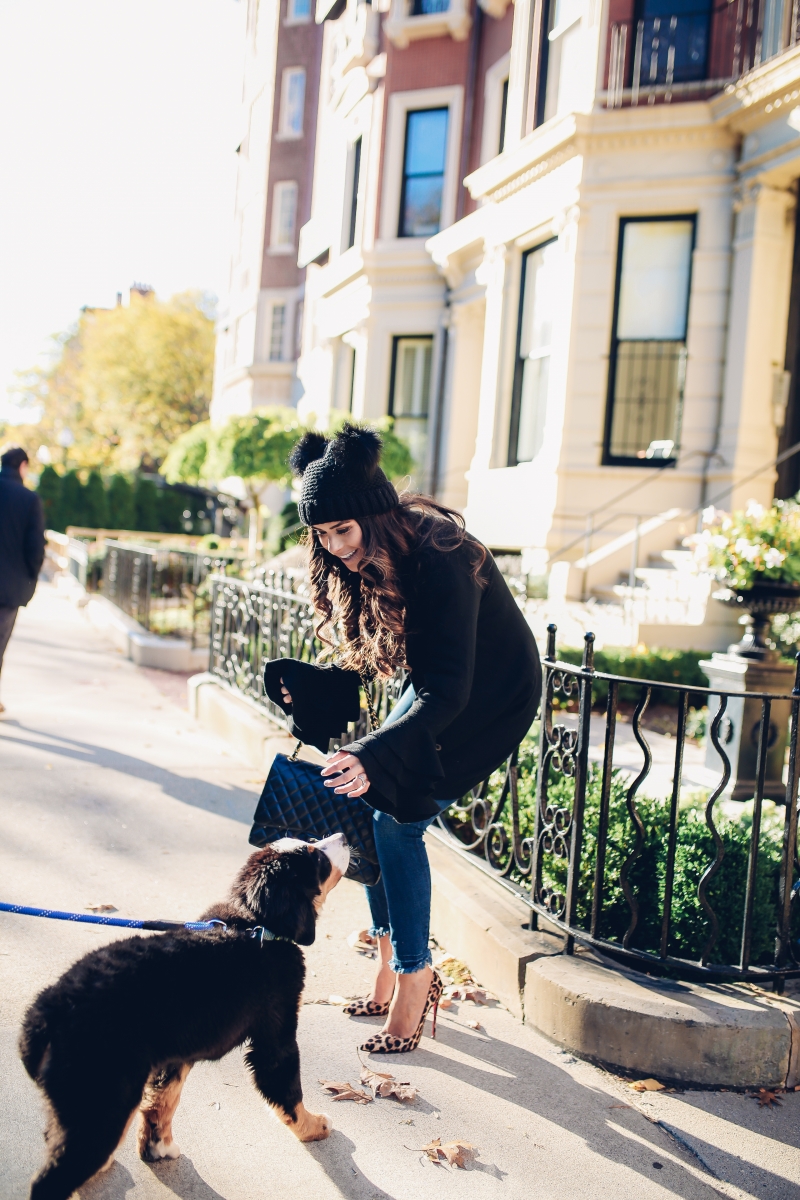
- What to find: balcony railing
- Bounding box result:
[605,0,800,108]
[207,578,800,987]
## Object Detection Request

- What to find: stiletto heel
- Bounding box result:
[430,999,438,1040]
[359,970,444,1054]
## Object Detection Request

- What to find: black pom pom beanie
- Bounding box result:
[290,423,399,526]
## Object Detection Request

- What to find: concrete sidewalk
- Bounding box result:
[1,585,799,1200]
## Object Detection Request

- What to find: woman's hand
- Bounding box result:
[321,750,370,797]
[280,677,292,706]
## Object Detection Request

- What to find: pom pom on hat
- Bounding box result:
[292,422,399,526]
[288,430,328,475]
[328,422,382,481]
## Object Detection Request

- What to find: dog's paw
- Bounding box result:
[297,1111,332,1143]
[142,1138,181,1162]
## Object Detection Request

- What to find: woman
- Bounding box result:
[283,423,541,1053]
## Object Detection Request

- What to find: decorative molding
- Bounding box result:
[384,0,471,48]
[477,0,511,16]
[330,1,380,79]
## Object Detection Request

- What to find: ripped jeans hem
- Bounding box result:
[368,925,390,940]
[388,950,433,975]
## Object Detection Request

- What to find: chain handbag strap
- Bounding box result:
[358,672,381,733]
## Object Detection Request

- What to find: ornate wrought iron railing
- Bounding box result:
[208,574,406,736]
[435,624,800,989]
[103,542,237,646]
[206,575,800,987]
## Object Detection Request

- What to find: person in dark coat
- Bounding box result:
[275,424,541,1054]
[0,445,46,713]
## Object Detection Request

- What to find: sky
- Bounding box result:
[0,0,244,422]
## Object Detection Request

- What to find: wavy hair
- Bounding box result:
[305,494,487,677]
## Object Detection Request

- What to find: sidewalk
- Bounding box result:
[1,585,799,1200]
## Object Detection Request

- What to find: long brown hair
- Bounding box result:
[305,494,487,677]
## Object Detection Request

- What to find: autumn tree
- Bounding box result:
[10,291,215,472]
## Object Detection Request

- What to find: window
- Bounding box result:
[346,137,362,250]
[270,181,298,252]
[411,0,451,11]
[509,240,559,466]
[286,0,312,22]
[279,67,305,138]
[398,108,449,238]
[498,78,509,153]
[269,304,286,361]
[603,216,695,466]
[390,336,433,481]
[632,0,712,90]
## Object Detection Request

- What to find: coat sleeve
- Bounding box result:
[345,546,481,804]
[24,493,45,581]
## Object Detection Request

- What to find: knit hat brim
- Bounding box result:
[297,478,399,526]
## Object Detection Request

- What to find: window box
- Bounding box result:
[384,0,471,48]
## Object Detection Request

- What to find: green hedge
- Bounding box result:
[557,645,708,707]
[37,467,195,536]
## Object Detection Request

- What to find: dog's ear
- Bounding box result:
[235,846,331,945]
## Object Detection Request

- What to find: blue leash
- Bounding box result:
[0,901,226,933]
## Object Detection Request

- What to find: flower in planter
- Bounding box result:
[686,499,800,591]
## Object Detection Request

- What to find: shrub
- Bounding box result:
[107,474,136,530]
[84,471,109,528]
[37,465,63,531]
[557,645,708,707]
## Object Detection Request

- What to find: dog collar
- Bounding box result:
[247,925,293,946]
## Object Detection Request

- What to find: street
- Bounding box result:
[1,586,799,1200]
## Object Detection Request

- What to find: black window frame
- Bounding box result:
[498,77,509,153]
[398,106,449,239]
[508,237,557,467]
[346,135,362,250]
[602,213,697,468]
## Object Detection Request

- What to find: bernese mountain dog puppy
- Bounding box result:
[19,833,350,1200]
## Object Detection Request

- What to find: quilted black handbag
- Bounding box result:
[249,752,380,887]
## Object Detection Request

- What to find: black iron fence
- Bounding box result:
[103,542,237,646]
[206,578,800,988]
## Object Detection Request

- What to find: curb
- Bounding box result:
[525,951,800,1089]
[84,596,208,672]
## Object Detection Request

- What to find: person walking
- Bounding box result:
[282,424,541,1053]
[0,445,46,714]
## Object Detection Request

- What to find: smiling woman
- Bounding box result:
[268,422,542,1056]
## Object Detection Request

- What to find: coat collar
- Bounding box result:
[0,467,23,485]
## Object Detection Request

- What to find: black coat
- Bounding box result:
[346,537,541,822]
[0,467,45,608]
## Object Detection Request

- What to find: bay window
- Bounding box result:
[603,216,695,466]
[390,336,433,482]
[398,108,449,237]
[508,240,559,466]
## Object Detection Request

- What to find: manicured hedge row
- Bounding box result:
[556,645,709,706]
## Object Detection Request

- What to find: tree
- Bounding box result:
[37,466,63,532]
[107,474,135,530]
[60,471,87,530]
[162,421,213,486]
[134,477,160,532]
[84,471,109,528]
[9,291,216,472]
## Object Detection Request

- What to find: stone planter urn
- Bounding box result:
[700,580,800,803]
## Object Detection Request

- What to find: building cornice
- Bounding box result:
[710,44,800,131]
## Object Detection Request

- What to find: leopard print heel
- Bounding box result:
[359,970,444,1054]
[343,997,390,1017]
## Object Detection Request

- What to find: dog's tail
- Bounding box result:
[19,1005,52,1081]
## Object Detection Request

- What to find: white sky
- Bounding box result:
[0,0,244,421]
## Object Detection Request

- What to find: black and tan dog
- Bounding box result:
[19,833,350,1200]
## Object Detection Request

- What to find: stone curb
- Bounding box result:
[525,951,800,1090]
[84,596,209,672]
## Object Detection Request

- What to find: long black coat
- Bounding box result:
[345,537,542,822]
[0,467,45,608]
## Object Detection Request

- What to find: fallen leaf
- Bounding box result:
[347,929,377,954]
[419,1138,478,1168]
[360,1067,417,1102]
[319,1080,372,1104]
[629,1078,665,1092]
[327,994,350,1006]
[466,1020,482,1030]
[463,988,488,1005]
[439,997,453,1009]
[85,904,118,913]
[749,1088,782,1108]
[434,956,473,985]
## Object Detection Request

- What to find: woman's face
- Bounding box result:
[311,518,364,572]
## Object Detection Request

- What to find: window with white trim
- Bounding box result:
[603,216,695,465]
[286,0,312,23]
[270,181,298,252]
[269,304,286,361]
[279,67,305,139]
[509,240,559,466]
[398,108,449,237]
[390,336,433,483]
[346,136,362,250]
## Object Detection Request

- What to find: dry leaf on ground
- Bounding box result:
[327,994,351,1005]
[466,1020,482,1031]
[749,1088,783,1108]
[347,929,377,955]
[319,1080,372,1104]
[85,904,118,913]
[629,1078,665,1092]
[360,1067,417,1101]
[463,988,488,1005]
[435,956,473,985]
[439,997,453,1009]
[419,1138,478,1168]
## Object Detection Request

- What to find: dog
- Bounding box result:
[19,833,350,1200]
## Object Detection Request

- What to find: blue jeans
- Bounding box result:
[363,686,453,974]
